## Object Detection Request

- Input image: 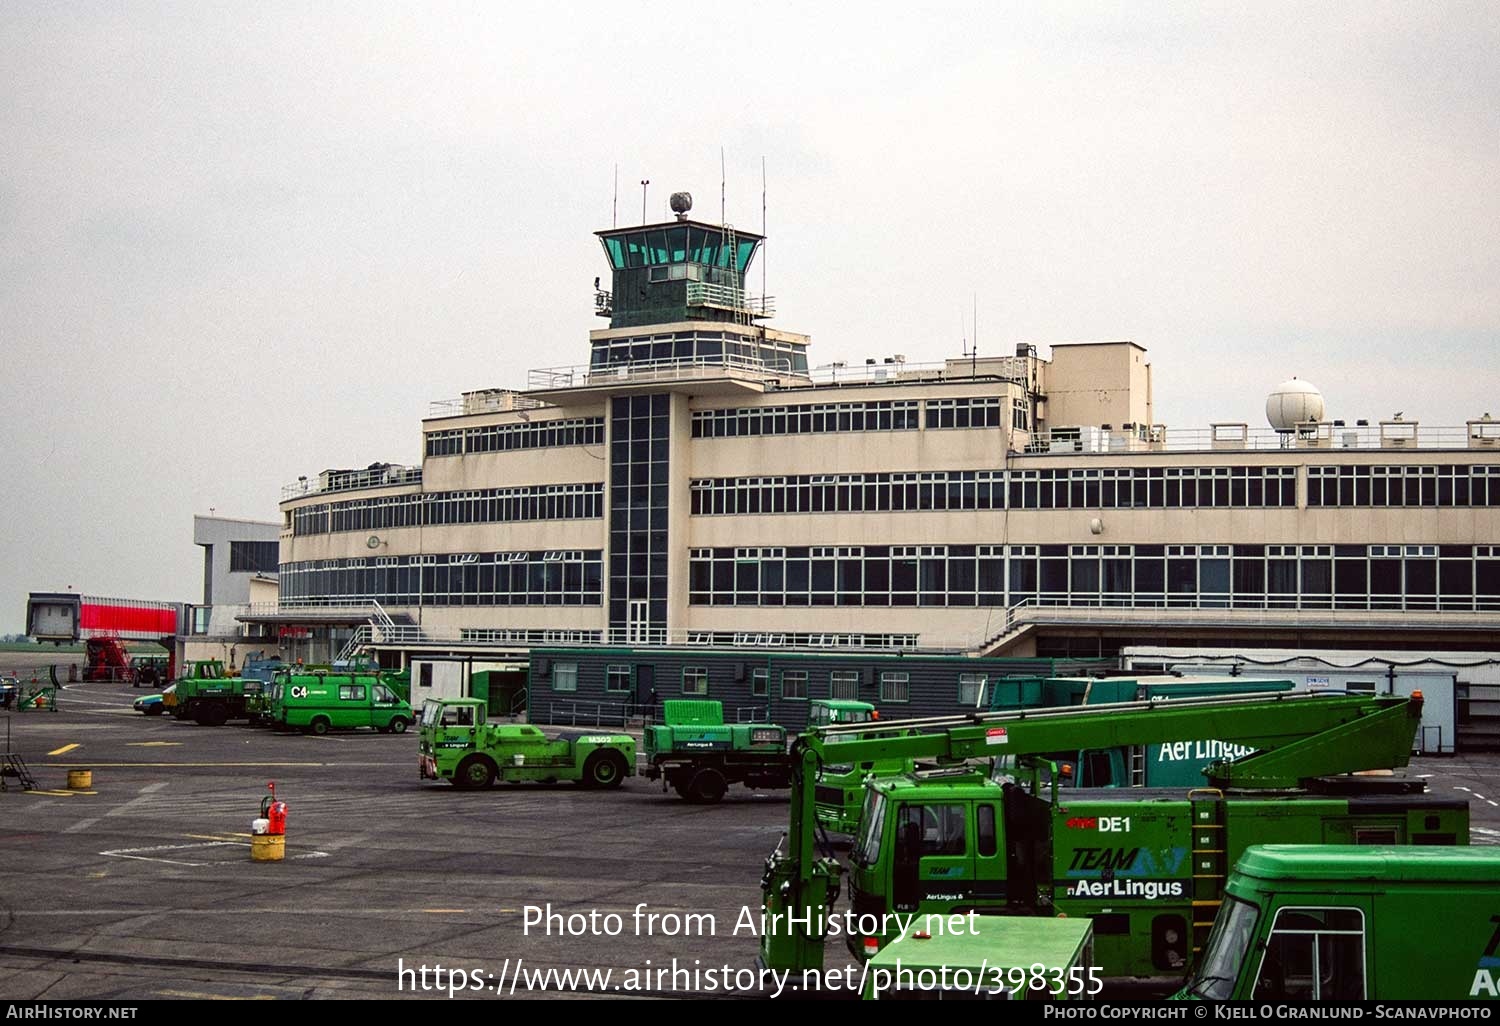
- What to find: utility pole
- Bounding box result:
[640,179,650,224]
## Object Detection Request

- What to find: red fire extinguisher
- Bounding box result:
[260,781,287,836]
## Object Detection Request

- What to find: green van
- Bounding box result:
[269,671,413,735]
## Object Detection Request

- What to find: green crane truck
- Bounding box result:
[758,690,1463,985]
[268,671,413,734]
[419,697,635,789]
[1179,845,1500,1000]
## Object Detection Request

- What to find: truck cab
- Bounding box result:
[1179,845,1500,1000]
[419,698,635,790]
[845,772,1469,981]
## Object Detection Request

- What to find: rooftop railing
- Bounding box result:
[526,353,800,391]
[280,466,422,501]
[1018,419,1500,455]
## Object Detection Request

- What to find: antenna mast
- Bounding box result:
[720,147,726,226]
[761,157,767,310]
[640,179,650,225]
[612,164,618,228]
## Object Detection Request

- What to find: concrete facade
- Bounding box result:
[269,214,1500,663]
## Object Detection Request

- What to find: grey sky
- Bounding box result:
[3,2,1497,631]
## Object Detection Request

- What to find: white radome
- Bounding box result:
[1265,378,1326,432]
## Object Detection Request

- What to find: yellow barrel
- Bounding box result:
[250,834,285,862]
[67,769,92,789]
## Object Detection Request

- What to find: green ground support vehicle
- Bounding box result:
[164,660,264,726]
[759,691,1465,987]
[419,697,635,790]
[269,671,413,735]
[128,654,171,688]
[863,915,1098,1001]
[1179,845,1500,1000]
[643,699,790,803]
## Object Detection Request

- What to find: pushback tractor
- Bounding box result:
[420,697,635,789]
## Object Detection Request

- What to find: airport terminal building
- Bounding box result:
[266,207,1500,669]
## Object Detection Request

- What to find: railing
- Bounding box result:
[538,700,633,729]
[807,359,1027,388]
[281,467,423,501]
[683,281,775,318]
[426,391,548,419]
[241,601,386,620]
[527,353,799,391]
[1016,423,1490,456]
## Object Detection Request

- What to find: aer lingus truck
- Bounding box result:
[758,690,1466,985]
[1179,845,1500,1000]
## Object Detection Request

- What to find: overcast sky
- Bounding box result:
[3,2,1498,631]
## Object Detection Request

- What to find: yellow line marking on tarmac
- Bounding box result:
[156,990,275,1001]
[24,790,79,797]
[47,744,80,756]
[49,762,325,768]
[127,741,183,747]
[89,871,107,878]
[422,908,469,914]
[184,834,243,841]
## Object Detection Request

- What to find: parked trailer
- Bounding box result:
[1178,845,1500,1000]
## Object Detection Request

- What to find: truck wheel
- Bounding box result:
[389,717,409,735]
[308,716,330,736]
[686,768,728,804]
[582,752,627,790]
[454,756,496,790]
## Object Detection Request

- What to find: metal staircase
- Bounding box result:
[334,601,398,664]
[1,717,37,791]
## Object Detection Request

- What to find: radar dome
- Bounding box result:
[1265,378,1326,432]
[669,191,693,214]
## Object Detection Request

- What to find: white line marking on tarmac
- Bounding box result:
[67,781,167,834]
[1455,786,1472,792]
[98,840,331,866]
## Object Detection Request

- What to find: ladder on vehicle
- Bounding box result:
[1188,789,1228,957]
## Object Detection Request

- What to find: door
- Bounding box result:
[627,599,650,644]
[892,801,974,913]
[636,664,656,718]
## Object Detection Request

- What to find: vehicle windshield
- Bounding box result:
[852,789,886,866]
[420,701,444,728]
[1187,896,1260,1000]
